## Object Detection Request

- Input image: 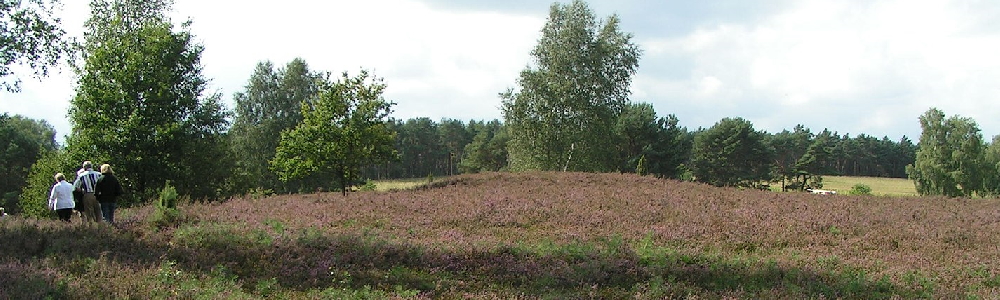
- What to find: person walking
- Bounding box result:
[74,161,102,222]
[48,173,76,222]
[95,164,123,225]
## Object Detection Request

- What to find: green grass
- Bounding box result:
[371,178,428,191]
[822,176,917,197]
[371,176,452,191]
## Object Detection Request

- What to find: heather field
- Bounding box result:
[4,172,1000,299]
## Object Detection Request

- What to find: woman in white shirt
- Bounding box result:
[49,173,76,222]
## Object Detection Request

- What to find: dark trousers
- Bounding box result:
[56,208,73,222]
[100,202,116,224]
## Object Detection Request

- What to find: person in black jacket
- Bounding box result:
[95,164,124,225]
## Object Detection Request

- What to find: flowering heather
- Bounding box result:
[2,171,1000,298]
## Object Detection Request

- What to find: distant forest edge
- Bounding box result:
[0,106,929,210]
[359,117,919,181]
[2,0,996,217]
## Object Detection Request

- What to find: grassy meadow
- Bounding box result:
[372,177,441,192]
[3,172,999,299]
[822,176,918,196]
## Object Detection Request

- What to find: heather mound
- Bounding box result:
[2,171,999,298]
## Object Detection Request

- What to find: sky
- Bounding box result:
[4,0,1000,144]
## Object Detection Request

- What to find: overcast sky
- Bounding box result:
[4,0,1000,143]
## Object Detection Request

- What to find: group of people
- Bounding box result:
[47,161,123,224]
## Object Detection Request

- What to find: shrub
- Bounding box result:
[359,180,376,192]
[18,149,73,218]
[636,155,647,176]
[149,206,181,229]
[247,188,274,199]
[849,183,873,195]
[150,181,182,229]
[159,181,178,209]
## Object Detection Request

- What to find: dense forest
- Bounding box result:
[361,117,919,181]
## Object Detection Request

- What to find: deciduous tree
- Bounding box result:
[983,136,1000,197]
[906,108,986,197]
[271,71,397,196]
[1,114,57,210]
[501,0,640,172]
[1,0,74,91]
[230,58,324,193]
[17,148,74,217]
[69,0,229,203]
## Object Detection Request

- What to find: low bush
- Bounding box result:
[849,183,873,195]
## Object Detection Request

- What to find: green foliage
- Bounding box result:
[677,164,695,182]
[253,277,279,298]
[691,117,773,188]
[502,0,640,172]
[271,70,398,196]
[18,148,73,217]
[230,59,325,194]
[615,103,691,178]
[0,0,75,92]
[149,205,181,229]
[984,136,1000,197]
[459,120,508,173]
[0,114,58,210]
[69,0,230,204]
[906,108,986,197]
[793,129,837,189]
[438,119,474,176]
[171,223,273,249]
[150,181,181,228]
[849,183,873,195]
[396,118,436,177]
[319,284,420,299]
[247,187,274,199]
[615,103,658,173]
[636,155,647,176]
[152,261,260,299]
[159,181,178,209]
[388,117,477,178]
[359,180,377,192]
[613,103,690,178]
[769,125,813,188]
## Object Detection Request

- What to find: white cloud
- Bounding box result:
[697,76,722,97]
[177,0,542,121]
[6,0,1000,143]
[3,0,543,141]
[637,0,1000,138]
